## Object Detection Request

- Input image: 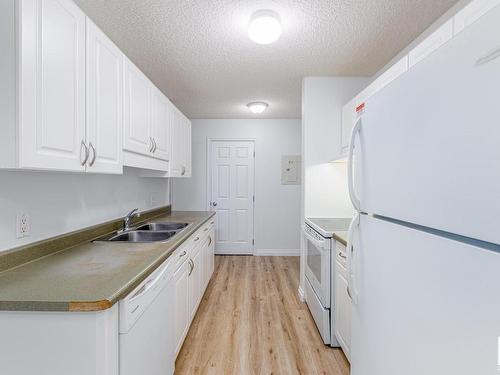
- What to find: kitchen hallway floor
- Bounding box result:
[175,256,350,375]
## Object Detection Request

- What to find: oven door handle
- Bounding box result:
[302,227,328,250]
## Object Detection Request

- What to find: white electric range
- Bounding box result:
[303,217,351,346]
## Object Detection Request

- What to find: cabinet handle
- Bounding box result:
[179,250,187,258]
[88,142,96,167]
[181,165,186,176]
[208,236,212,247]
[149,137,154,153]
[153,138,157,153]
[204,228,208,232]
[188,259,194,275]
[194,236,200,242]
[80,141,89,166]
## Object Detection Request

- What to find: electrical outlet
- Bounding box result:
[16,213,30,238]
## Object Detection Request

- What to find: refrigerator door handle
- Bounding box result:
[348,116,362,212]
[347,212,360,305]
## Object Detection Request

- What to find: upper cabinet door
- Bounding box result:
[19,0,86,171]
[183,117,192,177]
[341,97,357,153]
[170,108,183,177]
[454,0,500,34]
[408,20,453,68]
[86,19,123,174]
[152,89,171,161]
[123,58,152,156]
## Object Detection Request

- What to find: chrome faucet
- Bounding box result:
[123,208,140,232]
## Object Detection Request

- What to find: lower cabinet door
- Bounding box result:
[208,229,215,279]
[173,261,189,356]
[335,261,351,360]
[188,246,202,320]
[201,236,210,289]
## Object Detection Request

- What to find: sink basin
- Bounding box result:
[135,222,188,231]
[97,230,177,243]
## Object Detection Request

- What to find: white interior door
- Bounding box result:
[210,141,255,254]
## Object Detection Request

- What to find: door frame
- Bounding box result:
[206,138,256,254]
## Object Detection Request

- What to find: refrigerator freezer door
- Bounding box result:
[352,5,500,244]
[351,215,500,375]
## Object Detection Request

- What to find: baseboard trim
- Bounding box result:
[254,249,301,256]
[298,286,305,302]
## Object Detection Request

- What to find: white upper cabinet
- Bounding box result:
[86,19,123,174]
[409,20,453,68]
[170,108,192,178]
[19,0,87,171]
[340,56,408,153]
[454,0,500,34]
[123,58,153,156]
[184,117,192,177]
[123,58,176,171]
[151,88,172,162]
[341,97,358,154]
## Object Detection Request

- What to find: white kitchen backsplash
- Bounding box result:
[0,167,169,252]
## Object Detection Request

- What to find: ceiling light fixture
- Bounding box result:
[248,10,282,45]
[247,102,269,114]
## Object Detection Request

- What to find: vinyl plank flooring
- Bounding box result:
[175,256,350,375]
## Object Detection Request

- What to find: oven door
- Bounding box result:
[303,225,331,308]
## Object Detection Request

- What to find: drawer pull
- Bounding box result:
[179,250,187,258]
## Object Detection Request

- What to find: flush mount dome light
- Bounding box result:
[247,102,269,114]
[248,10,282,45]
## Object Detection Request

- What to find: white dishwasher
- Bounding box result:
[119,256,176,375]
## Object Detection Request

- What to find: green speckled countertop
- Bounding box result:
[0,211,215,312]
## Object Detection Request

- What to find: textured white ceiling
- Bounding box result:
[74,0,458,119]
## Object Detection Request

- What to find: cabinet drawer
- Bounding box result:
[172,243,190,271]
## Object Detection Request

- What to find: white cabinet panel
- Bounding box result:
[188,243,202,320]
[454,0,500,34]
[173,260,189,356]
[123,58,152,156]
[151,90,171,162]
[335,255,351,361]
[170,108,191,177]
[341,97,357,153]
[409,20,453,67]
[86,19,123,174]
[370,56,408,95]
[19,0,86,171]
[184,117,192,177]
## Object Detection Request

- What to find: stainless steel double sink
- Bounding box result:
[94,222,189,243]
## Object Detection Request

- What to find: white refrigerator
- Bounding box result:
[347,5,500,375]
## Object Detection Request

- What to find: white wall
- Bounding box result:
[173,119,302,255]
[0,168,169,252]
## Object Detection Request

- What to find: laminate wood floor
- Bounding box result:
[175,256,350,375]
